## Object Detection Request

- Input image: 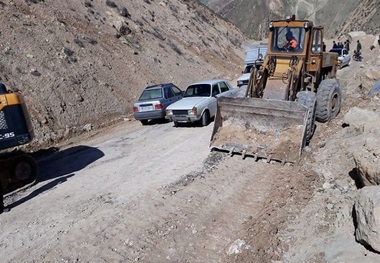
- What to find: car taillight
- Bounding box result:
[133,106,138,112]
[155,104,163,110]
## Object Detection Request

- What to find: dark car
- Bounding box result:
[133,83,183,125]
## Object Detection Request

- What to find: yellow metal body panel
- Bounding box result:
[0,93,23,111]
[322,52,338,67]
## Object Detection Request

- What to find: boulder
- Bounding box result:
[344,108,380,186]
[355,186,380,252]
[348,31,367,40]
[353,146,380,186]
[343,107,380,133]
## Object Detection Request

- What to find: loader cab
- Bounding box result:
[268,17,314,56]
[270,27,306,53]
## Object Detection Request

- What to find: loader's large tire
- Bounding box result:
[296,91,316,143]
[12,155,38,183]
[316,79,342,123]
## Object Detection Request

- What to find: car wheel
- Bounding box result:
[174,121,179,127]
[200,111,210,127]
[141,120,148,125]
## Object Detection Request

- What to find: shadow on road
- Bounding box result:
[35,145,105,183]
[6,145,104,209]
[142,118,170,126]
[8,173,74,209]
[173,117,215,128]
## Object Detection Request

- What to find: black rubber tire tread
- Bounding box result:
[296,91,316,143]
[316,79,342,123]
[200,111,209,127]
[12,155,38,183]
[140,120,148,125]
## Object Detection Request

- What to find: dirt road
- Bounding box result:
[0,118,295,262]
[3,57,378,262]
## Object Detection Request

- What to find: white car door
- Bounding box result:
[341,49,349,66]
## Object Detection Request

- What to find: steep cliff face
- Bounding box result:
[200,0,380,39]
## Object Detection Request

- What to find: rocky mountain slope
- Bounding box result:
[0,0,246,150]
[200,0,380,39]
[1,0,380,262]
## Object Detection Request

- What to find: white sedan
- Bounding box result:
[166,79,237,127]
[329,48,351,68]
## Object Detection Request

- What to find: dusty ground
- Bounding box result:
[2,38,380,263]
[1,118,290,262]
[1,0,380,262]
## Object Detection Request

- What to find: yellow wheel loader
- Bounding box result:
[0,83,38,195]
[210,16,342,164]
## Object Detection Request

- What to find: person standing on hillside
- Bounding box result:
[344,40,350,51]
[356,40,362,53]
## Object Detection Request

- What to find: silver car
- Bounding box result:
[329,48,351,68]
[133,83,183,125]
[166,79,237,127]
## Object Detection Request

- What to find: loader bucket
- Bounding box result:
[210,97,309,164]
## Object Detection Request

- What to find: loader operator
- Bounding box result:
[284,31,299,51]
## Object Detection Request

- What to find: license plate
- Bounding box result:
[174,116,188,121]
[140,105,153,112]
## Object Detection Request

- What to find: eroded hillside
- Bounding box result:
[0,0,246,149]
[200,0,380,39]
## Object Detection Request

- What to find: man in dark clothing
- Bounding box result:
[0,180,10,214]
[322,42,326,52]
[356,40,362,53]
[344,41,350,51]
[332,41,337,48]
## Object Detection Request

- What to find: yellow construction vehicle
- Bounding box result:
[0,83,38,195]
[210,15,342,164]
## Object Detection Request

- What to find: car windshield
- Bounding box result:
[139,88,163,101]
[271,27,305,53]
[244,65,253,74]
[184,84,211,97]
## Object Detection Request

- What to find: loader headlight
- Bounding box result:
[258,53,263,60]
[304,22,309,28]
[311,58,316,64]
[269,22,273,28]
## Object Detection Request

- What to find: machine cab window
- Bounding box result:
[311,29,323,53]
[271,27,305,53]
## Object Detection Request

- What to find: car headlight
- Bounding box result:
[237,80,243,85]
[188,107,197,116]
[166,109,173,116]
